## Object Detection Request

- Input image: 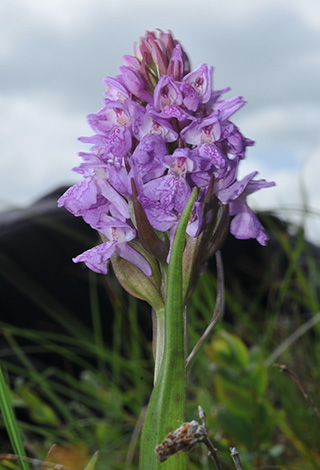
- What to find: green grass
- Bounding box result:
[1,212,320,469]
[0,368,29,470]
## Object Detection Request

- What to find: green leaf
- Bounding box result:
[19,388,60,426]
[205,330,249,369]
[84,451,100,470]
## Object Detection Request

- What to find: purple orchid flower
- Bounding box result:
[141,148,193,214]
[73,220,152,276]
[130,134,167,186]
[59,30,275,279]
[217,171,275,245]
[119,66,153,103]
[137,105,179,142]
[183,63,213,104]
[103,76,130,102]
[153,75,183,111]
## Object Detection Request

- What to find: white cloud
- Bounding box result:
[5,0,320,38]
[2,0,93,35]
[237,104,320,166]
[0,92,84,207]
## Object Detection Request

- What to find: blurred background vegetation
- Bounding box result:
[0,206,319,470]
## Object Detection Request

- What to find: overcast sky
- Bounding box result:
[1,0,320,242]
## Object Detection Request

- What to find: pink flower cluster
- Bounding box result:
[58,31,275,276]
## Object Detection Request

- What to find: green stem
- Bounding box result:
[139,189,197,470]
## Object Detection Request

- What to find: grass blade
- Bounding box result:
[0,367,29,470]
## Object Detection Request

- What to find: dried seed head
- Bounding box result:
[155,420,207,462]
